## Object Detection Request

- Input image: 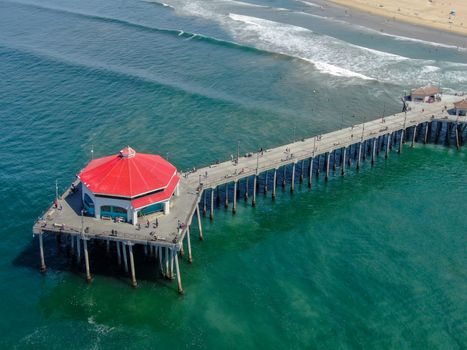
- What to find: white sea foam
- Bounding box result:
[228,13,375,79]
[227,0,268,8]
[163,0,467,86]
[295,0,322,8]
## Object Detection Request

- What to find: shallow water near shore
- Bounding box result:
[0,0,466,348]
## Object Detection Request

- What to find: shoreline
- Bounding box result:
[329,0,467,37]
[308,0,467,49]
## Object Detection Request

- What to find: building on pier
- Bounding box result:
[78,146,180,225]
[454,99,467,116]
[410,85,441,102]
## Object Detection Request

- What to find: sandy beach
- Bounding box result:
[329,0,467,36]
[307,0,467,48]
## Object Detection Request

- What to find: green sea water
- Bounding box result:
[0,0,466,348]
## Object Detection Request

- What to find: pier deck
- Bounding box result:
[32,94,467,292]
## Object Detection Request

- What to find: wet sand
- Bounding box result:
[308,0,467,48]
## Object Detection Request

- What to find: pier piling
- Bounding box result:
[128,244,137,287]
[232,181,237,214]
[83,238,91,283]
[252,176,257,207]
[291,163,295,193]
[341,148,346,175]
[117,241,122,266]
[186,227,192,263]
[272,169,277,199]
[210,189,214,220]
[196,206,204,240]
[308,157,313,188]
[325,152,330,181]
[175,254,183,295]
[39,233,46,272]
[122,242,129,274]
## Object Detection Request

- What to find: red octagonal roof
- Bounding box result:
[78,146,177,198]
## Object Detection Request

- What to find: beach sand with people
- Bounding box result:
[329,0,467,36]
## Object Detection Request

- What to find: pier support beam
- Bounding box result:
[272,169,277,200]
[83,238,92,283]
[332,150,337,171]
[341,147,346,175]
[411,125,417,147]
[76,236,81,264]
[357,143,362,169]
[38,233,46,272]
[186,227,192,263]
[122,242,129,274]
[308,157,313,188]
[424,122,429,144]
[325,152,330,181]
[224,183,229,208]
[165,247,169,278]
[291,163,295,193]
[232,181,237,214]
[203,191,207,216]
[282,167,286,188]
[398,129,404,154]
[174,253,184,295]
[128,244,137,287]
[158,246,163,275]
[300,160,304,183]
[252,176,257,207]
[70,234,75,256]
[455,124,460,150]
[385,134,390,159]
[169,248,174,280]
[117,241,122,266]
[244,177,249,201]
[264,171,268,193]
[371,138,376,165]
[196,206,204,240]
[210,188,214,220]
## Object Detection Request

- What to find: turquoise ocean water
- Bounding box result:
[0,0,466,348]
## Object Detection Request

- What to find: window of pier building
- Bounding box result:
[83,193,95,216]
[100,205,128,221]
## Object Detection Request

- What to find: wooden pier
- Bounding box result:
[32,94,467,294]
